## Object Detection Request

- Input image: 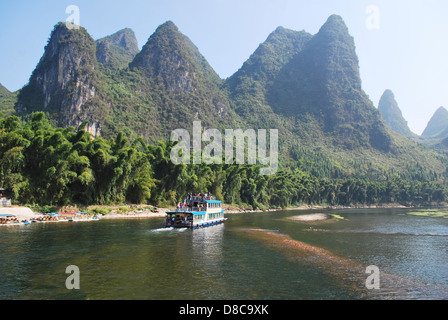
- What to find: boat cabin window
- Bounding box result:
[207,202,221,208]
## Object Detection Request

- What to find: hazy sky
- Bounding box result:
[1,0,448,135]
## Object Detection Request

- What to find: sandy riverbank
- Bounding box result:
[287,213,331,221]
[0,207,39,220]
[100,209,168,219]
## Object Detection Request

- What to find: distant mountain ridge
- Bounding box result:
[228,15,391,152]
[0,82,10,96]
[378,89,415,139]
[96,28,140,68]
[422,106,448,138]
[0,82,17,117]
[9,16,448,178]
[375,90,448,155]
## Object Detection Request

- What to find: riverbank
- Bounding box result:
[101,209,168,219]
[0,206,168,222]
[1,202,445,223]
[0,207,39,221]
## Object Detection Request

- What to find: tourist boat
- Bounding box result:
[165,194,226,229]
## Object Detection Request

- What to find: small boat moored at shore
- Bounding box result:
[0,214,31,226]
[165,194,226,229]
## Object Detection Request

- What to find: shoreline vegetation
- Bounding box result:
[2,202,447,224]
[2,113,448,221]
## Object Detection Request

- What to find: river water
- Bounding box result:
[1,208,447,300]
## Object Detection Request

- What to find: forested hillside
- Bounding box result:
[1,113,446,209]
[0,83,16,117]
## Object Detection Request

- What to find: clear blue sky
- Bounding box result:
[1,0,448,135]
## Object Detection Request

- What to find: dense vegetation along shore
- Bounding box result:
[1,113,448,212]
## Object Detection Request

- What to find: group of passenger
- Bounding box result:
[185,193,216,201]
[175,192,216,211]
[177,202,188,209]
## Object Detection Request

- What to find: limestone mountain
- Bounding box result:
[224,15,446,178]
[96,28,140,68]
[130,21,223,91]
[124,20,232,137]
[14,21,233,141]
[227,15,392,153]
[16,22,104,136]
[268,15,363,116]
[226,26,313,105]
[378,89,415,138]
[422,106,448,139]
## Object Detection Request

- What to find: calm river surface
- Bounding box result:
[1,208,447,300]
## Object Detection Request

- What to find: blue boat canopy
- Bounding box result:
[203,200,222,204]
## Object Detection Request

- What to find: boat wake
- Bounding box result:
[151,227,174,232]
[150,227,188,233]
